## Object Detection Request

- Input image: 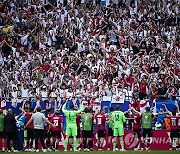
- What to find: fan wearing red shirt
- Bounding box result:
[168,111,179,150]
[95,109,106,151]
[50,110,63,151]
[130,108,142,150]
[45,108,53,149]
[139,79,148,100]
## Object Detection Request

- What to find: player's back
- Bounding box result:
[169,115,179,130]
[142,112,153,129]
[51,115,62,131]
[82,113,93,131]
[65,110,77,125]
[96,114,106,130]
[112,111,126,128]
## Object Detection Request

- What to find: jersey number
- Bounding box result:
[54,120,59,126]
[115,114,120,121]
[97,118,102,124]
[171,119,176,126]
[68,113,72,121]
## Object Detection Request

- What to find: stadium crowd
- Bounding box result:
[0,0,179,152]
[0,0,179,103]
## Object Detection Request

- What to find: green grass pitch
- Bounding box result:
[8,150,180,154]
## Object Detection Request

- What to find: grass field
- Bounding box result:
[8,150,180,154]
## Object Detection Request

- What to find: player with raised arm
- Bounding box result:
[129,107,142,151]
[62,100,83,152]
[111,105,126,152]
[44,106,53,151]
[50,109,63,151]
[162,104,180,150]
[81,107,94,151]
[94,108,106,151]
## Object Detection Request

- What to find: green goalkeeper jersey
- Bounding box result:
[81,113,93,131]
[112,111,126,129]
[0,115,4,132]
[62,103,83,125]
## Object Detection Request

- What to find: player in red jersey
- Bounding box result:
[130,108,142,150]
[94,109,106,151]
[21,101,36,151]
[50,110,63,151]
[44,106,53,151]
[168,110,179,150]
[24,107,35,151]
[163,104,180,150]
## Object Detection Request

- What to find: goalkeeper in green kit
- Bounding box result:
[111,105,126,151]
[62,100,83,152]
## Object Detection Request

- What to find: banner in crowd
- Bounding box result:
[111,95,125,104]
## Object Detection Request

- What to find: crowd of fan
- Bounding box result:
[0,0,179,105]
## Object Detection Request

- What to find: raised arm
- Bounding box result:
[162,104,172,116]
[62,102,67,114]
[75,102,84,114]
[25,117,33,128]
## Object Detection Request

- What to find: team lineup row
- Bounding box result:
[0,100,179,152]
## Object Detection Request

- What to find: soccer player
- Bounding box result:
[107,107,114,150]
[111,105,126,151]
[81,107,94,151]
[169,110,179,150]
[21,101,35,151]
[62,100,83,151]
[95,109,106,151]
[50,110,63,151]
[163,103,180,150]
[0,109,5,152]
[44,106,53,151]
[141,107,153,151]
[130,107,142,150]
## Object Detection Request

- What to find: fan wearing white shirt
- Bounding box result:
[40,86,48,101]
[21,85,29,99]
[11,87,18,107]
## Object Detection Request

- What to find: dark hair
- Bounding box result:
[29,107,34,112]
[69,104,74,110]
[116,105,120,111]
[146,107,150,112]
[84,107,88,113]
[172,110,176,116]
[46,108,51,113]
[55,111,59,115]
[36,107,42,112]
[109,107,114,112]
[100,109,104,113]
